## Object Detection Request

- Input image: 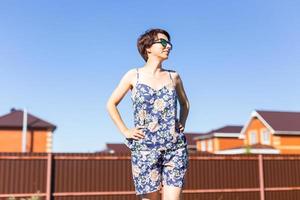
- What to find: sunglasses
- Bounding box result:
[152,38,173,50]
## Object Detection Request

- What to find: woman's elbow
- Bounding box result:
[180,100,190,110]
[106,99,116,112]
[185,101,190,110]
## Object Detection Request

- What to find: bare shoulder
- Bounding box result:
[167,69,181,82]
[123,68,137,77]
[121,68,136,80]
[121,68,138,87]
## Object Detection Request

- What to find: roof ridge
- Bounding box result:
[0,109,56,131]
[256,109,300,114]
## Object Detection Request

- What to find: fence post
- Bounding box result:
[46,153,53,200]
[258,154,265,200]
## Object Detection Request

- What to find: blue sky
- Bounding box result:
[1,1,299,152]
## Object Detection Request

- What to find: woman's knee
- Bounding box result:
[162,185,182,200]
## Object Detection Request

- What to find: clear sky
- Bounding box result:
[1,1,299,152]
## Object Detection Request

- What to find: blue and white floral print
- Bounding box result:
[125,70,187,151]
[125,68,189,195]
[131,147,189,195]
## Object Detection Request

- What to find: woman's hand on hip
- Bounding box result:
[124,126,145,140]
[176,121,185,133]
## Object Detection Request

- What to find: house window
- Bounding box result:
[201,141,206,151]
[208,140,213,151]
[261,129,270,145]
[249,131,257,144]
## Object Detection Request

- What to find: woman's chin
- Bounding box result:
[155,54,169,61]
[161,55,169,60]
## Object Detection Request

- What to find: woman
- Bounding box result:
[106,28,190,200]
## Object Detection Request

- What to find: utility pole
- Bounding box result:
[22,108,27,152]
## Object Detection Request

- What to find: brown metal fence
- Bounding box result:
[0,152,300,200]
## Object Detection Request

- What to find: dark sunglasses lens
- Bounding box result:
[160,39,172,48]
[161,39,167,47]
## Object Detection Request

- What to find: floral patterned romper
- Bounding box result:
[125,68,189,195]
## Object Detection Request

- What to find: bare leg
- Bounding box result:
[140,190,161,200]
[162,185,182,200]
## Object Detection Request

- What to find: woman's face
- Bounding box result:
[147,33,172,61]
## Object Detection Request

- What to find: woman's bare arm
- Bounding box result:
[173,72,190,132]
[106,69,145,139]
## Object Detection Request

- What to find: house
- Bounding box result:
[183,132,204,152]
[101,143,131,154]
[194,125,244,154]
[0,108,56,153]
[236,110,300,154]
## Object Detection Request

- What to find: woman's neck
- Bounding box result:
[143,57,164,75]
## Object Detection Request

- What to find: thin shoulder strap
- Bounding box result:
[168,70,174,86]
[136,68,139,83]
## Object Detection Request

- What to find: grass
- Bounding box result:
[7,191,41,200]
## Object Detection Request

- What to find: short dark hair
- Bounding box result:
[137,28,171,61]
